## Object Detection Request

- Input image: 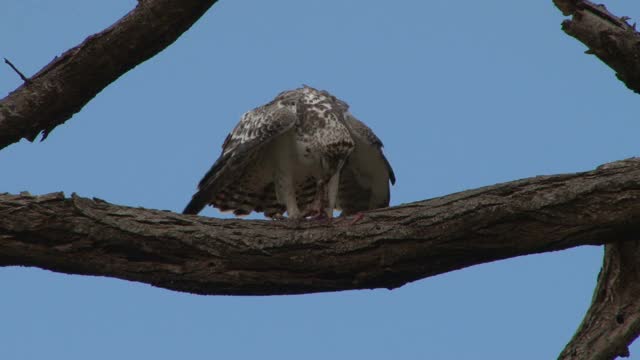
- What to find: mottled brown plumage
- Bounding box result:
[183,86,395,218]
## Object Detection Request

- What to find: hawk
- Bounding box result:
[183,86,395,219]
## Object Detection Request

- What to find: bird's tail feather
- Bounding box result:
[182,192,209,215]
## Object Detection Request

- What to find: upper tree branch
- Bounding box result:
[3,158,640,296]
[553,0,640,94]
[0,0,218,150]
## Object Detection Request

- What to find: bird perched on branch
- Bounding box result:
[183,86,395,219]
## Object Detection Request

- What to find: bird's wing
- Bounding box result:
[337,113,396,215]
[183,101,298,215]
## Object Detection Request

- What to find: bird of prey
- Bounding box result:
[183,86,395,219]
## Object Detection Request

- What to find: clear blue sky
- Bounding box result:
[3,1,640,359]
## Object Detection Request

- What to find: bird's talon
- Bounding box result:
[348,212,365,225]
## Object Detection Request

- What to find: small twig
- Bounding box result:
[577,1,631,29]
[3,58,30,84]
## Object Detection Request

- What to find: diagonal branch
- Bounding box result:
[3,158,640,296]
[4,58,30,83]
[0,0,218,150]
[559,241,640,360]
[553,0,640,94]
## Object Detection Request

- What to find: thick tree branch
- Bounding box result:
[0,0,218,150]
[2,158,640,296]
[560,242,640,360]
[552,2,640,358]
[553,0,640,94]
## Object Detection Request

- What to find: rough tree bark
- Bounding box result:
[0,0,218,150]
[554,0,640,94]
[3,158,640,296]
[552,1,640,359]
[559,242,640,360]
[2,0,640,359]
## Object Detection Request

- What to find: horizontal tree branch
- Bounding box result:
[3,158,640,295]
[553,0,640,94]
[0,0,218,150]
